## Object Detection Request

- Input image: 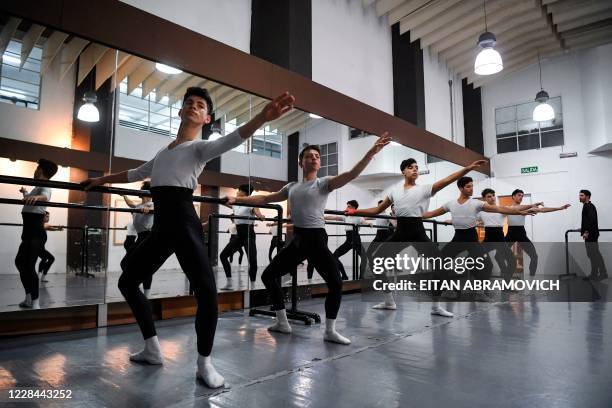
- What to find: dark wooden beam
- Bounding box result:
[0,137,286,191]
[0,0,490,174]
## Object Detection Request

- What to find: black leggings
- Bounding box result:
[119,187,218,356]
[121,231,153,290]
[262,227,342,319]
[220,224,257,281]
[38,248,55,275]
[15,213,46,300]
[365,229,393,279]
[484,227,516,282]
[228,234,244,264]
[442,228,493,280]
[506,226,538,276]
[333,230,366,280]
[373,217,448,297]
[268,236,284,262]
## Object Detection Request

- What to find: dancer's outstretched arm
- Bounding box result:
[431,160,488,195]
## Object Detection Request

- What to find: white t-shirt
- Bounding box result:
[478,211,505,227]
[442,199,485,230]
[22,187,52,214]
[233,205,255,225]
[126,222,136,236]
[343,215,364,231]
[279,177,332,228]
[133,201,154,233]
[507,206,526,226]
[127,129,243,190]
[228,223,237,235]
[386,184,433,217]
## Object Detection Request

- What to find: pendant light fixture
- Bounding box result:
[77,91,100,122]
[532,52,554,122]
[474,0,503,76]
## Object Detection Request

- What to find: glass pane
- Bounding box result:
[496,122,516,138]
[518,134,540,151]
[320,143,327,155]
[328,142,337,154]
[497,138,517,153]
[318,167,328,177]
[517,101,538,120]
[517,119,539,135]
[548,96,562,117]
[328,153,337,165]
[495,105,515,123]
[320,155,328,166]
[541,130,564,148]
[328,165,338,176]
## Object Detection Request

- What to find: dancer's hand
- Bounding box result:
[225,196,236,205]
[258,92,295,122]
[81,177,105,191]
[533,201,544,207]
[582,232,589,240]
[520,208,538,216]
[468,160,488,170]
[23,195,40,205]
[345,208,357,215]
[142,207,151,214]
[560,204,571,210]
[19,186,27,194]
[366,132,391,158]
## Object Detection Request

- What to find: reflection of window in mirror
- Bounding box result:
[318,142,338,177]
[0,39,42,109]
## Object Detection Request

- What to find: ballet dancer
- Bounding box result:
[228,133,391,344]
[82,88,294,388]
[16,159,58,309]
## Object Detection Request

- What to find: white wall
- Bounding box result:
[0,52,75,148]
[118,0,252,53]
[312,0,394,114]
[481,44,612,242]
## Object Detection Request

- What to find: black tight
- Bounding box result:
[220,224,257,281]
[261,227,342,319]
[15,213,46,300]
[442,228,493,280]
[268,236,284,262]
[333,231,366,280]
[506,226,538,276]
[585,238,607,278]
[38,248,55,275]
[484,227,516,282]
[119,187,218,356]
[121,231,153,290]
[228,234,244,264]
[373,217,448,297]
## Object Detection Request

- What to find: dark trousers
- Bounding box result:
[333,230,366,280]
[38,248,55,275]
[506,226,538,276]
[373,217,449,297]
[119,187,218,356]
[442,228,493,281]
[220,224,258,281]
[16,213,46,300]
[262,228,342,319]
[121,231,153,290]
[585,237,607,278]
[228,234,244,264]
[268,235,284,262]
[483,227,516,282]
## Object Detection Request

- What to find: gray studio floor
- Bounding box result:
[0,295,610,407]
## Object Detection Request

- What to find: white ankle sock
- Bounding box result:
[268,309,292,333]
[129,335,164,365]
[196,354,225,388]
[324,318,351,345]
[431,299,453,317]
[19,294,32,308]
[31,298,40,309]
[373,292,396,309]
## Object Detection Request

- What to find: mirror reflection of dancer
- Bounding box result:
[349,158,488,316]
[16,159,58,309]
[220,184,264,284]
[121,181,155,298]
[229,134,391,344]
[267,221,285,262]
[227,220,244,265]
[579,190,607,281]
[365,201,395,279]
[505,189,570,276]
[38,211,63,283]
[82,88,295,388]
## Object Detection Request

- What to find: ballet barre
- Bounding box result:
[563,229,611,279]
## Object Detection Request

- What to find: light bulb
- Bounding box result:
[532,103,554,122]
[474,48,503,75]
[77,103,100,122]
[155,63,182,74]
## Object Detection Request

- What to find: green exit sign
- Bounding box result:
[521,166,538,174]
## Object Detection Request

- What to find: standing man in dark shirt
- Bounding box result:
[580,190,608,281]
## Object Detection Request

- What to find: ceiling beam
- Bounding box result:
[387,0,430,25]
[77,43,107,85]
[398,0,463,35]
[142,70,168,99]
[127,60,155,94]
[19,23,45,69]
[0,17,21,56]
[59,37,89,80]
[40,30,68,75]
[409,0,481,41]
[553,1,612,24]
[556,10,612,32]
[154,72,189,103]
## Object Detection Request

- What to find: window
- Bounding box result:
[118,79,181,137]
[318,142,338,176]
[0,40,42,109]
[495,97,563,154]
[427,154,443,164]
[252,126,283,158]
[349,128,368,139]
